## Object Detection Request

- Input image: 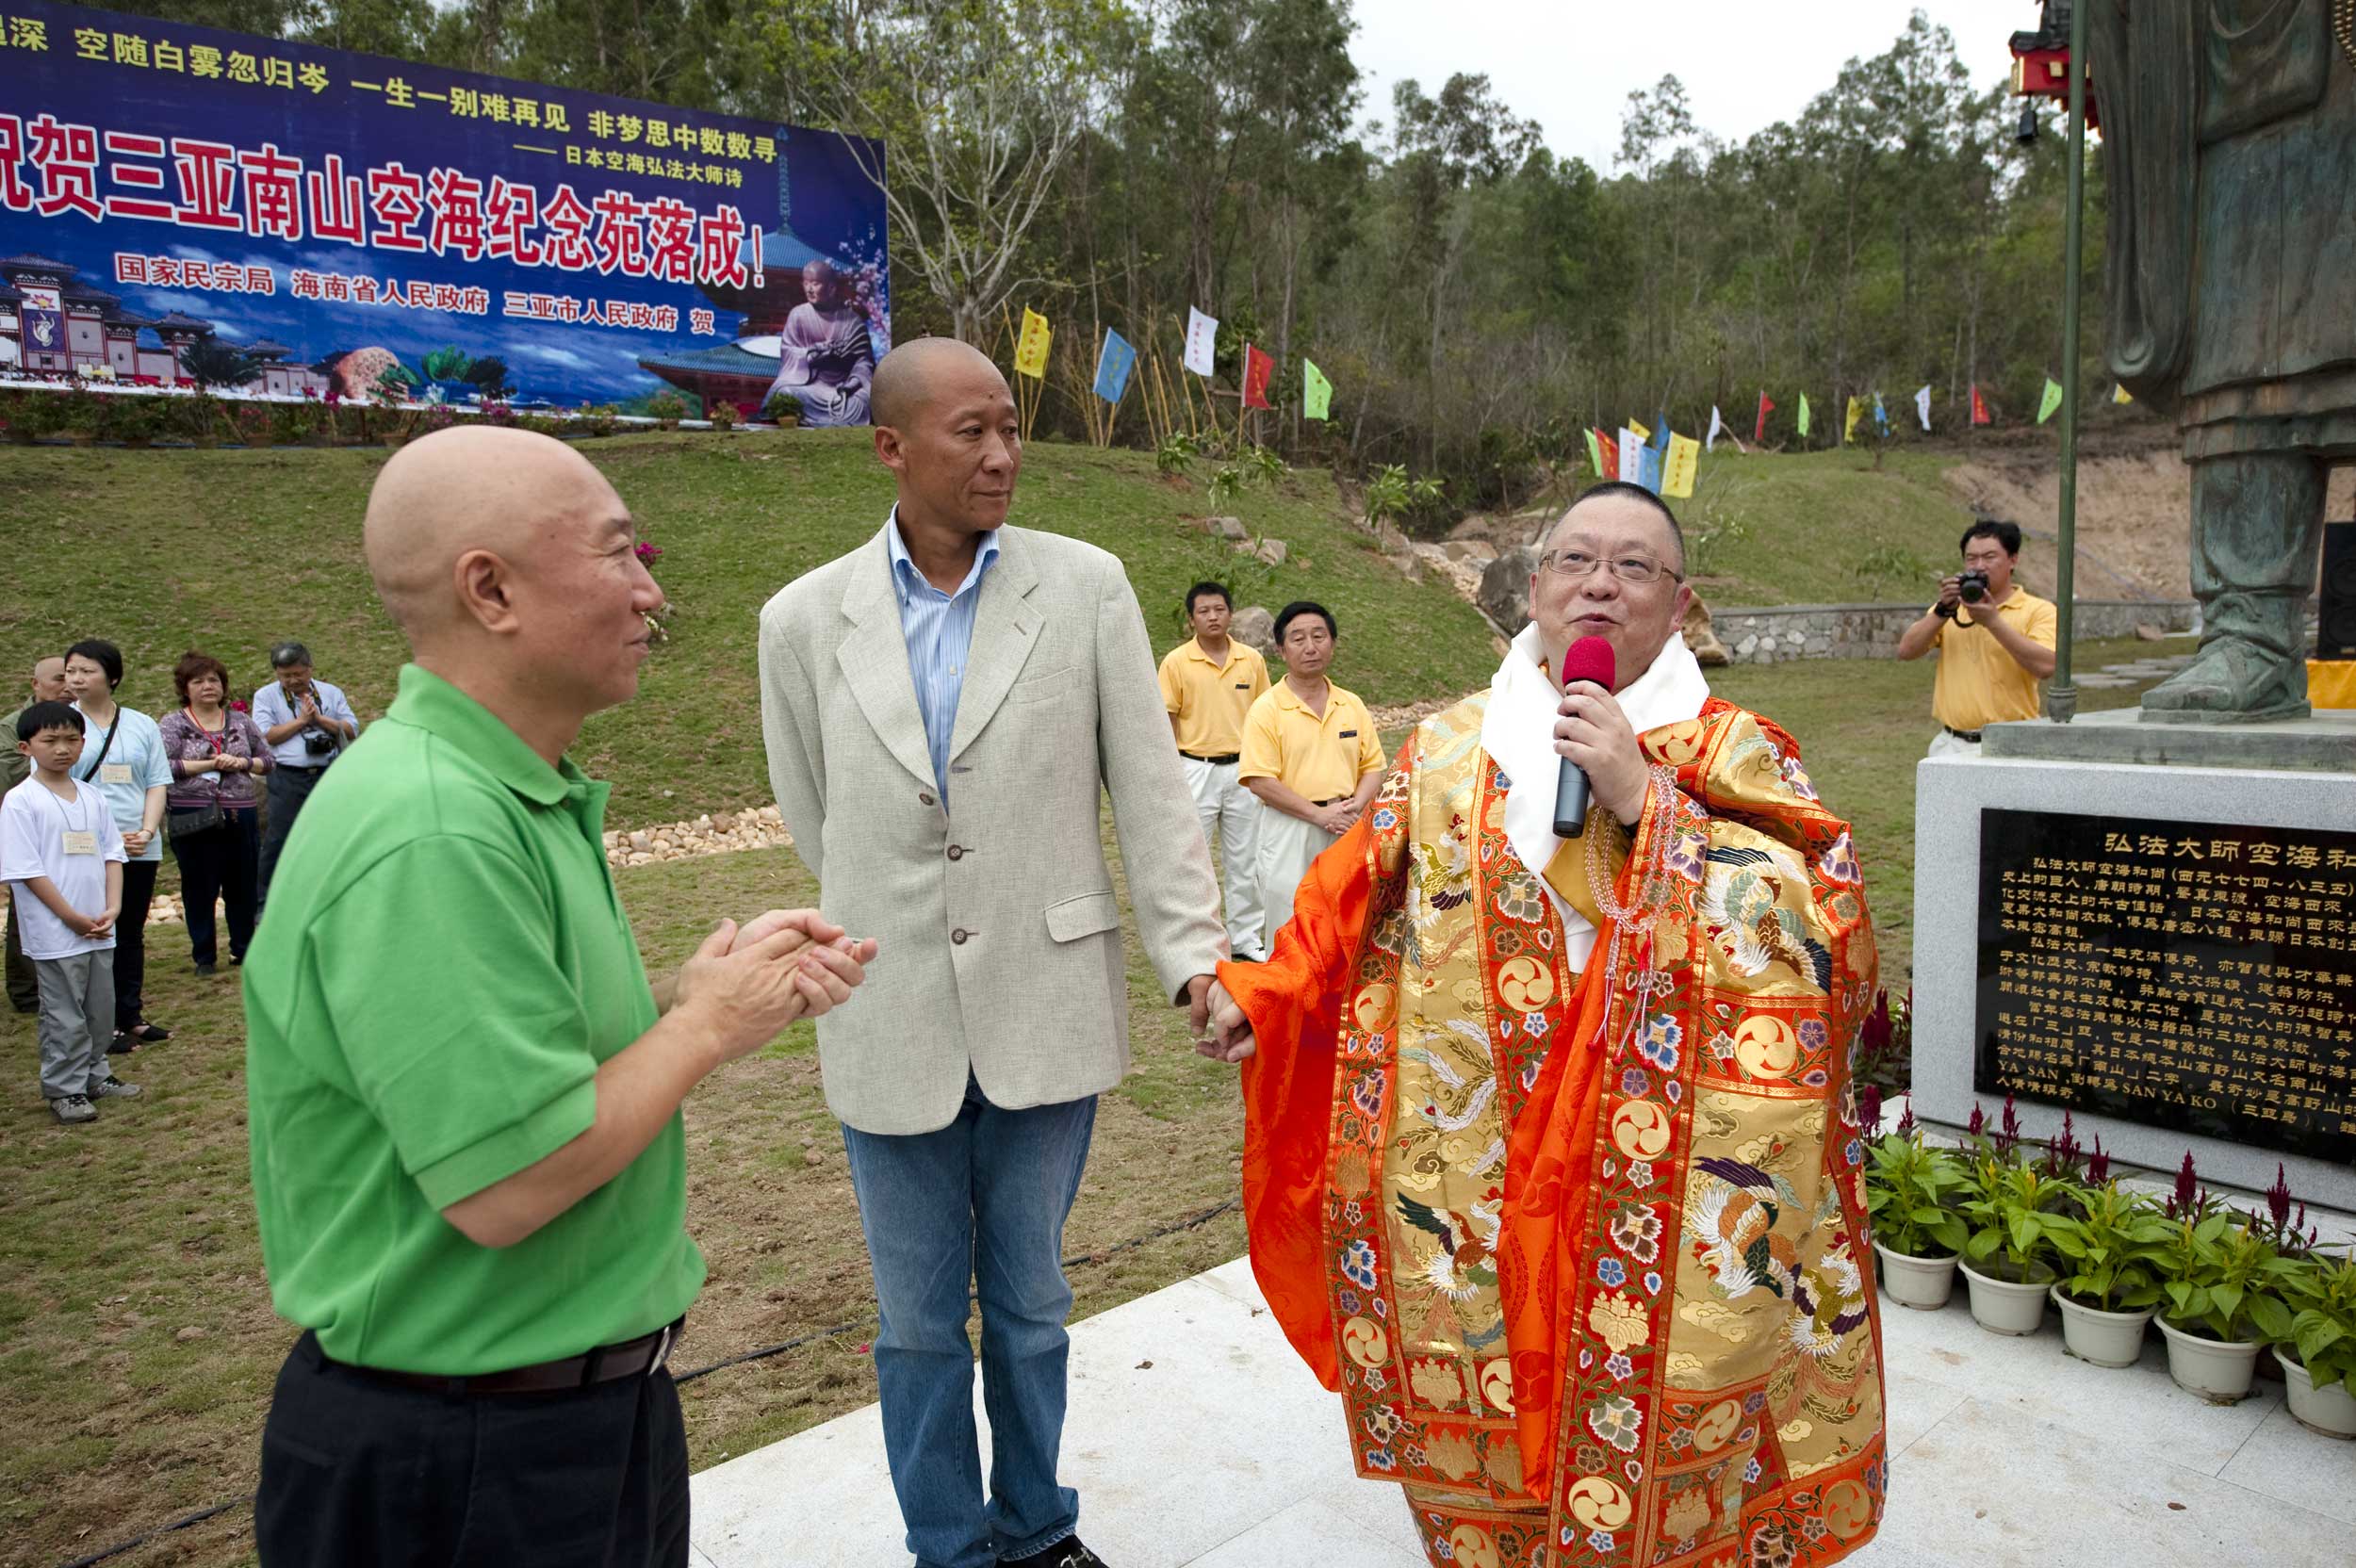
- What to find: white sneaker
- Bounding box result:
[88,1077,141,1100]
[49,1094,97,1123]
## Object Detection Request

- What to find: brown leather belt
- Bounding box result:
[321,1317,683,1396]
[1180,751,1241,765]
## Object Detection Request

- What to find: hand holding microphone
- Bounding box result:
[1551,636,1648,832]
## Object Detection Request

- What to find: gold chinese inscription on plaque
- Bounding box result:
[1973,810,2356,1164]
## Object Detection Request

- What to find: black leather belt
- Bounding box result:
[1313,795,1348,807]
[1943,726,1984,743]
[319,1316,683,1396]
[1181,751,1241,765]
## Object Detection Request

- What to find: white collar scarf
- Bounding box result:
[1479,623,1710,958]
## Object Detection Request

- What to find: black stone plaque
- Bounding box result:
[1974,808,2356,1165]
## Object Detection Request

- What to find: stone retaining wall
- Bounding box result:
[1712,599,2196,663]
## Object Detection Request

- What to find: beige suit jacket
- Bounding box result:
[759,519,1227,1135]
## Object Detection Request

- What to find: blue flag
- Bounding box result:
[1872,393,1890,435]
[1636,443,1665,495]
[1093,328,1137,405]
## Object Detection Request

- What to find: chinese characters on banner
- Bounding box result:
[2037,376,2066,424]
[1183,306,1218,376]
[1301,358,1331,420]
[1974,809,2356,1165]
[1972,383,1991,426]
[1013,306,1051,379]
[1661,432,1699,498]
[1239,342,1272,410]
[1091,326,1134,404]
[0,0,889,409]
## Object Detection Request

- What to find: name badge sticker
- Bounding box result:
[1339,729,1360,739]
[99,763,134,786]
[63,829,98,856]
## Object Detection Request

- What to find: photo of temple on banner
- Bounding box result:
[0,0,887,418]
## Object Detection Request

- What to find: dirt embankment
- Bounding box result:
[1941,425,2354,601]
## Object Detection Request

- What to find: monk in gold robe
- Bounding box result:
[1203,482,1887,1568]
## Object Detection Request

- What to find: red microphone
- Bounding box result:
[1552,636,1616,838]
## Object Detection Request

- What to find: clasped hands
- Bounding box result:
[672,907,878,1063]
[1181,972,1255,1064]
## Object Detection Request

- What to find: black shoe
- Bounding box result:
[194,962,217,977]
[127,1020,172,1043]
[1003,1539,1107,1568]
[108,1031,137,1055]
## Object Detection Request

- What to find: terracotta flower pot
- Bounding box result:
[2276,1348,2356,1439]
[1873,1241,1959,1311]
[2050,1287,2153,1368]
[1960,1258,2054,1336]
[2156,1317,2262,1404]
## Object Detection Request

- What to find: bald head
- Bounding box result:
[871,337,1006,432]
[363,425,624,645]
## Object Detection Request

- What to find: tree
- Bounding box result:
[178,338,262,390]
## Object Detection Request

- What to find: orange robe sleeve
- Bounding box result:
[1216,781,1392,1391]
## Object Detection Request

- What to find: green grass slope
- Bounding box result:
[1680,449,1983,607]
[0,432,1497,827]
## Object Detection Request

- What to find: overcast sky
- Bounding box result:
[1348,0,2031,171]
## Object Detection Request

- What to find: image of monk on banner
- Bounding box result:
[1203,480,1888,1568]
[767,259,876,427]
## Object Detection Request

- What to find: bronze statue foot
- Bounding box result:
[2140,638,2312,724]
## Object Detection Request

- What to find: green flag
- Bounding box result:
[2037,376,2065,424]
[1302,358,1332,421]
[1796,394,1811,438]
[1584,427,1604,476]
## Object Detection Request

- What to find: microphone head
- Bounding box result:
[1561,635,1616,693]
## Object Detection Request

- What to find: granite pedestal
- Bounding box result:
[1911,719,2356,1212]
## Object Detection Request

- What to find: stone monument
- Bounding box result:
[1911,5,2356,1208]
[2088,0,2356,720]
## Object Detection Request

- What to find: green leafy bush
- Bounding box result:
[1154,431,1200,476]
[2047,1179,2173,1314]
[2154,1212,2300,1344]
[1863,1131,1969,1259]
[2274,1249,2356,1394]
[1959,1159,2069,1283]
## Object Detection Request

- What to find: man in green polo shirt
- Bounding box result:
[244,426,875,1568]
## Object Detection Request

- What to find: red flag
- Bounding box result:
[1595,428,1620,479]
[1754,392,1775,446]
[1971,384,1991,427]
[1241,343,1274,410]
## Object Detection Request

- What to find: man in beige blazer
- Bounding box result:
[758,338,1224,1568]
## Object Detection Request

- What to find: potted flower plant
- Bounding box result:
[1864,1119,1970,1310]
[2044,1176,2171,1367]
[1957,1157,2066,1335]
[2152,1211,2299,1404]
[2269,1249,2356,1438]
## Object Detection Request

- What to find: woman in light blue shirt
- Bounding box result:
[63,639,174,1051]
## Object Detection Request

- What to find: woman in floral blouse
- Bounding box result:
[156,652,273,975]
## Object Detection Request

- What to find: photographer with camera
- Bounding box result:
[251,642,359,906]
[1896,518,2057,756]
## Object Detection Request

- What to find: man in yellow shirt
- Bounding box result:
[1159,582,1272,960]
[1238,601,1384,949]
[1897,518,2059,755]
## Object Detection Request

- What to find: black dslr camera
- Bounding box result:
[1957,569,1991,604]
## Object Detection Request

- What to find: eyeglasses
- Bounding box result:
[1538,549,1683,585]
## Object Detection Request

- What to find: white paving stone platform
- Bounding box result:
[688,1255,2355,1568]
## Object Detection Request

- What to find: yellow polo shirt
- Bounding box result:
[1158,637,1269,757]
[1239,679,1385,803]
[1931,589,2058,731]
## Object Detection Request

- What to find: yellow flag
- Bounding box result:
[1662,433,1700,498]
[1843,396,1863,443]
[1013,307,1052,380]
[2112,383,2134,405]
[1628,418,1652,442]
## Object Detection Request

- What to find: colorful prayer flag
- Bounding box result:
[1636,441,1665,495]
[1754,392,1775,446]
[1914,384,1932,432]
[1872,393,1890,435]
[2037,376,2065,424]
[1971,384,1990,426]
[1843,396,1862,444]
[1583,428,1604,477]
[1240,343,1274,410]
[2112,383,2134,405]
[1013,307,1052,380]
[1628,418,1652,443]
[1663,432,1700,498]
[1301,358,1333,420]
[1796,394,1811,438]
[1595,429,1620,480]
[1617,429,1645,483]
[1184,307,1219,377]
[1707,405,1725,452]
[1092,328,1136,404]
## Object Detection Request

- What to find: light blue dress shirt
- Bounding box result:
[886,511,1000,800]
[250,678,360,770]
[70,704,172,864]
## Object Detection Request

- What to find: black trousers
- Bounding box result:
[170,808,259,967]
[114,858,158,1030]
[256,1333,691,1568]
[3,895,34,1011]
[258,763,327,907]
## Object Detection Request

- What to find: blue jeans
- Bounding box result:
[842,1077,1097,1568]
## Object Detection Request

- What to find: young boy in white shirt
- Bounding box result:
[1,702,138,1123]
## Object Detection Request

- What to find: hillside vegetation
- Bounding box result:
[0,432,1497,826]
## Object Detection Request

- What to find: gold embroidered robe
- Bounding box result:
[1220,693,1887,1568]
